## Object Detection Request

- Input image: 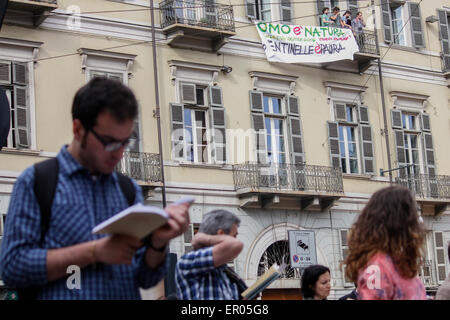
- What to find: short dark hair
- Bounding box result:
[301,265,330,299]
[322,7,329,13]
[333,6,340,12]
[344,10,351,15]
[72,77,138,130]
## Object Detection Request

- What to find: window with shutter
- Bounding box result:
[280,0,292,23]
[360,125,374,174]
[327,121,341,169]
[180,83,197,105]
[434,231,447,283]
[408,2,424,48]
[208,86,226,164]
[0,61,11,85]
[381,0,393,43]
[170,103,185,161]
[245,0,257,19]
[437,10,450,72]
[358,105,369,124]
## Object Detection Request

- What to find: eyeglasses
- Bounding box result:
[89,127,137,152]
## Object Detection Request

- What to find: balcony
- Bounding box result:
[116,152,163,196]
[159,0,236,52]
[395,174,450,215]
[5,0,58,26]
[321,30,380,74]
[233,163,344,211]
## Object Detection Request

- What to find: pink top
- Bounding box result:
[357,252,426,300]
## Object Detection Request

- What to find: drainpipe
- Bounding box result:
[150,0,167,207]
[371,0,393,184]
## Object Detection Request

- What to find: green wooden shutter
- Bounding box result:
[12,63,27,86]
[381,0,393,43]
[286,95,304,164]
[250,90,267,164]
[438,10,450,72]
[391,109,402,129]
[208,86,226,164]
[170,103,185,161]
[409,2,424,48]
[327,121,341,168]
[250,90,264,112]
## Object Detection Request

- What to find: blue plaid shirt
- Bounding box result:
[175,247,240,300]
[0,146,168,299]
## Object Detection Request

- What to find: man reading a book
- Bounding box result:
[0,78,191,299]
[175,210,247,300]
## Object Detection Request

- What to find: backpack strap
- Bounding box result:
[116,172,136,206]
[33,157,59,244]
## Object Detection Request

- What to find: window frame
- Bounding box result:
[398,110,426,176]
[262,94,288,165]
[333,101,361,174]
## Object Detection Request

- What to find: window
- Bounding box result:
[438,9,450,72]
[170,83,225,164]
[381,0,424,48]
[337,105,359,174]
[328,102,373,175]
[258,240,301,279]
[0,62,31,149]
[264,96,286,164]
[246,0,292,23]
[433,231,447,284]
[401,113,421,177]
[391,5,406,46]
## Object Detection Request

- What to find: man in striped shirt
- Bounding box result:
[175,210,246,300]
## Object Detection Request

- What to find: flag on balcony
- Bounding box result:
[255,22,359,63]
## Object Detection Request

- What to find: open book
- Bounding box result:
[92,204,169,239]
[92,197,195,239]
[241,263,282,300]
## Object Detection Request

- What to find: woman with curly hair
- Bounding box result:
[344,186,426,300]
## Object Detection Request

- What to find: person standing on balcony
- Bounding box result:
[344,186,427,300]
[330,7,342,28]
[0,77,191,299]
[341,11,353,30]
[175,209,247,300]
[352,12,366,50]
[435,243,450,300]
[321,7,333,27]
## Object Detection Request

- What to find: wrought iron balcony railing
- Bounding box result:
[159,0,235,32]
[233,162,344,194]
[116,152,162,184]
[354,30,378,56]
[395,174,450,200]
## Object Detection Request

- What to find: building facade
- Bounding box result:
[0,0,449,299]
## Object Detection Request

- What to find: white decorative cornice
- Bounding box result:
[323,81,368,92]
[390,91,429,109]
[249,71,298,94]
[78,48,136,76]
[168,60,222,86]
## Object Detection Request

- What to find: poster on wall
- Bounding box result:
[255,22,359,63]
[288,230,317,268]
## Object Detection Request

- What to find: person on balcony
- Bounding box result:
[344,186,427,300]
[330,7,343,28]
[321,7,333,27]
[352,12,366,50]
[175,209,247,300]
[0,78,191,299]
[341,11,353,30]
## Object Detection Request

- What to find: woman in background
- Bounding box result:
[344,186,426,300]
[300,265,331,300]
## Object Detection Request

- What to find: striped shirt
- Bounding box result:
[175,247,240,300]
[0,145,168,299]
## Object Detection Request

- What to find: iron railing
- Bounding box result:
[354,30,378,56]
[159,0,235,32]
[395,174,450,200]
[116,152,162,183]
[233,163,344,194]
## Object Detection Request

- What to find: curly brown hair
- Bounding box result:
[344,186,425,282]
